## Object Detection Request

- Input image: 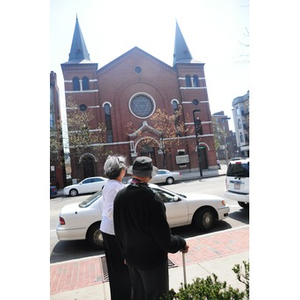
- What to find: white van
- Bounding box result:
[224,158,249,208]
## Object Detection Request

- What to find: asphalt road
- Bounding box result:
[50,176,249,264]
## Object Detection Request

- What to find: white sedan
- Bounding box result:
[56,184,229,249]
[150,169,182,185]
[63,176,108,197]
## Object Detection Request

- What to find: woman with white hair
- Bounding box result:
[100,155,132,300]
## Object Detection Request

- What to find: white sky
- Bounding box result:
[50,0,249,130]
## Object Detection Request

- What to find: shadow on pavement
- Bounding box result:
[50,240,104,264]
[229,208,249,224]
[171,220,232,239]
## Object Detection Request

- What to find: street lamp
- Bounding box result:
[193,110,203,178]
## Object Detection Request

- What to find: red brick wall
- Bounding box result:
[62,48,217,180]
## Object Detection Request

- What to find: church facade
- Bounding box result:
[61,17,217,181]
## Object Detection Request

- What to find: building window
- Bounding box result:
[238,119,242,129]
[172,100,181,137]
[135,66,142,73]
[240,132,244,143]
[192,99,199,106]
[129,94,155,119]
[79,104,87,112]
[73,77,80,91]
[185,75,192,87]
[172,99,179,111]
[82,77,89,90]
[104,103,113,143]
[50,112,54,128]
[193,75,199,87]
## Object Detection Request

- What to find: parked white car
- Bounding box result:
[224,158,249,208]
[63,176,108,197]
[57,184,229,249]
[150,169,182,185]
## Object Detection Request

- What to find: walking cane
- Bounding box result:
[182,251,187,288]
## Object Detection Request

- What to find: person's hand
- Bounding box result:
[181,244,189,253]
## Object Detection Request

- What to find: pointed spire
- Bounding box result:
[173,21,193,66]
[68,16,91,63]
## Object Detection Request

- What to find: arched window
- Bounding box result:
[172,100,179,111]
[82,77,89,90]
[104,103,113,143]
[193,75,199,87]
[171,100,181,136]
[185,75,192,87]
[72,77,80,91]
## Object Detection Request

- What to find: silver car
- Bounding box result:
[63,176,108,197]
[150,169,182,185]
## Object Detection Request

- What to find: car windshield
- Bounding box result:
[227,161,249,178]
[152,185,186,199]
[79,190,102,208]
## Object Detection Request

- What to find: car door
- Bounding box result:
[79,178,94,194]
[152,187,189,227]
[92,178,106,192]
[151,170,166,184]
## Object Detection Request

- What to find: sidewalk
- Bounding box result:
[179,164,227,181]
[50,225,249,299]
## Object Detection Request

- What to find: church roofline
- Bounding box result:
[97,46,177,76]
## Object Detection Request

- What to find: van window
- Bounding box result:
[227,162,249,178]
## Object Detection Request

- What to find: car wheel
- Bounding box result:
[69,189,78,197]
[238,202,249,209]
[192,207,216,232]
[86,222,104,250]
[166,177,174,185]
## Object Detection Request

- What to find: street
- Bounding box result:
[50,176,249,264]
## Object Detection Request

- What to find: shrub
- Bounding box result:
[161,261,249,300]
[232,261,249,299]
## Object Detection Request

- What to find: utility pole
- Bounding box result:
[193,110,203,178]
[222,116,231,166]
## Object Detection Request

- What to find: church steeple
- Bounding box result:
[68,16,91,63]
[173,21,195,66]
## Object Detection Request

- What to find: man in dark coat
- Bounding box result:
[114,156,189,300]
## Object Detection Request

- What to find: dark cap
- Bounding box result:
[127,156,158,177]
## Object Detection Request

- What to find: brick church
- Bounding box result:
[61,17,217,181]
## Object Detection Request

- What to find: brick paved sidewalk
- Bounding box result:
[50,226,249,295]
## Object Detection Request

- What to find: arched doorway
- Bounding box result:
[134,137,160,167]
[83,156,95,178]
